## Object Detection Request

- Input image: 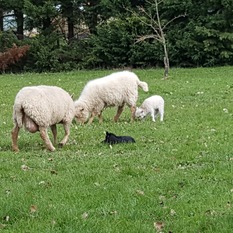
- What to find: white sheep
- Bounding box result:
[11,85,75,152]
[74,71,149,124]
[135,95,164,122]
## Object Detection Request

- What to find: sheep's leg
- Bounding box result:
[98,112,103,123]
[59,123,70,147]
[159,107,164,121]
[151,109,156,122]
[11,124,20,152]
[50,124,57,145]
[114,105,124,122]
[88,111,97,124]
[130,106,136,122]
[39,126,55,152]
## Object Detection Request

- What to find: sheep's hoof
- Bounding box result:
[12,147,19,152]
[48,147,56,152]
[58,143,64,148]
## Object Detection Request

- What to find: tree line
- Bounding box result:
[0,0,233,73]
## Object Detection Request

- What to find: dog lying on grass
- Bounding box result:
[102,131,135,144]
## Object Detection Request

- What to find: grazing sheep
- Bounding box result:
[102,131,136,144]
[11,85,75,152]
[74,71,148,124]
[135,95,164,122]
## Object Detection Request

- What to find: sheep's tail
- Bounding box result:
[137,80,149,92]
[13,103,24,128]
[13,104,38,132]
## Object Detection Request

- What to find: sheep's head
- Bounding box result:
[74,103,89,124]
[135,107,146,120]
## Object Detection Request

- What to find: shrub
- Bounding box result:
[0,31,19,52]
[0,44,30,73]
[23,33,91,72]
[23,33,61,72]
[83,16,162,69]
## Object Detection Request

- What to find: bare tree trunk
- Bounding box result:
[155,0,169,79]
[163,40,169,79]
[85,0,99,34]
[15,9,24,40]
[67,17,74,42]
[42,17,52,36]
[135,0,185,78]
[60,1,75,43]
[0,9,3,32]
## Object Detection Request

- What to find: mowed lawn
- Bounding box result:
[0,67,233,233]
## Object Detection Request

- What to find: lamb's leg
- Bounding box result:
[59,123,70,147]
[159,107,164,121]
[130,106,136,122]
[151,109,156,122]
[50,124,57,144]
[11,124,20,152]
[114,105,124,122]
[39,126,55,152]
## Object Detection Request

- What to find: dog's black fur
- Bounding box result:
[102,131,135,144]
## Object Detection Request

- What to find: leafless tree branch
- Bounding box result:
[162,13,187,30]
[137,6,159,28]
[135,34,162,43]
[127,0,185,79]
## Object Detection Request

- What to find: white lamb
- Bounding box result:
[11,85,75,152]
[135,95,164,122]
[74,71,149,124]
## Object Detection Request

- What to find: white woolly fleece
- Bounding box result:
[13,85,75,128]
[74,71,148,123]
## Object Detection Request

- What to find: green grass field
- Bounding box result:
[1,67,233,232]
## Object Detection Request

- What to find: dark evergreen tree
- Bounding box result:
[24,0,59,35]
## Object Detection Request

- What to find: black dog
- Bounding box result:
[102,131,136,144]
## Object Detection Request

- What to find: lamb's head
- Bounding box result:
[135,107,146,120]
[74,102,89,124]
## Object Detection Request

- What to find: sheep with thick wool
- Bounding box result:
[74,71,149,124]
[11,85,75,152]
